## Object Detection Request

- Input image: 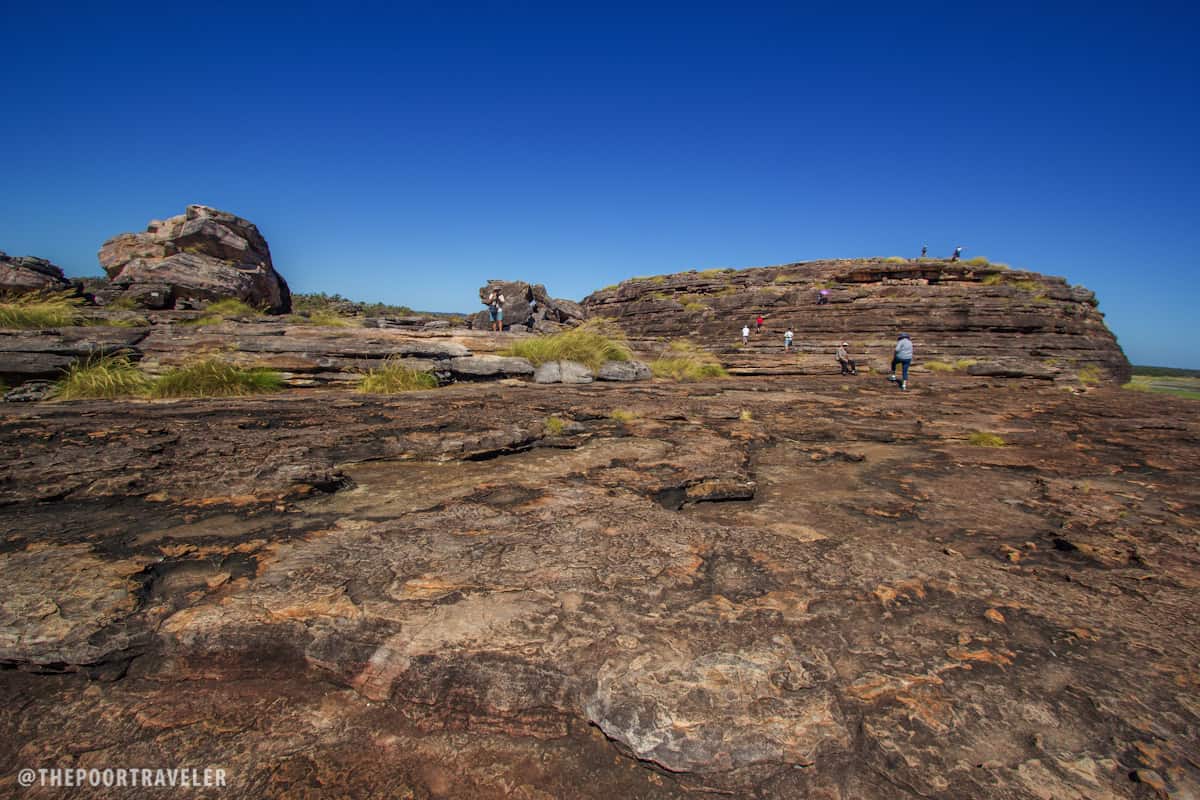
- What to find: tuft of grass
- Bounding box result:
[544,415,566,435]
[968,431,1006,447]
[926,358,979,373]
[884,256,908,264]
[501,321,632,370]
[683,301,708,312]
[0,293,84,329]
[981,274,1003,286]
[610,409,640,423]
[56,354,152,400]
[203,298,263,316]
[739,409,753,421]
[1076,365,1102,385]
[1009,279,1041,292]
[965,256,991,266]
[151,358,283,398]
[650,340,729,381]
[105,296,142,310]
[697,268,733,277]
[356,359,438,394]
[304,310,355,327]
[990,262,1011,270]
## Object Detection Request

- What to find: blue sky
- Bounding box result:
[3,2,1198,366]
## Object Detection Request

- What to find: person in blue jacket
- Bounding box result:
[889,333,913,390]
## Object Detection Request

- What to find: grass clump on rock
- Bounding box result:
[151,358,283,398]
[544,415,566,435]
[968,431,1006,447]
[650,341,728,381]
[183,298,264,326]
[56,354,152,399]
[502,322,632,371]
[0,293,83,329]
[357,359,438,394]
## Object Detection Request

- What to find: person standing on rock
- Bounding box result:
[742,324,750,345]
[921,245,928,258]
[837,342,857,375]
[756,315,765,334]
[486,288,506,333]
[950,246,963,262]
[784,328,794,352]
[889,333,913,390]
[525,297,539,331]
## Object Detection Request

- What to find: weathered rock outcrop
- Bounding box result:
[1,378,1198,797]
[99,205,292,313]
[0,252,72,294]
[472,280,586,331]
[583,259,1131,382]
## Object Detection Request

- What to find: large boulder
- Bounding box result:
[471,280,586,330]
[99,205,292,313]
[0,252,72,295]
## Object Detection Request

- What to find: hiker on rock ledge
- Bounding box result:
[837,341,857,375]
[784,328,794,352]
[889,333,913,390]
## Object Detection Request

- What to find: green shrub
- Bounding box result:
[544,415,566,435]
[151,359,283,398]
[981,274,1003,286]
[610,409,640,423]
[965,256,991,266]
[501,322,632,370]
[968,431,1006,447]
[697,268,733,277]
[739,409,753,421]
[56,354,151,400]
[884,256,908,264]
[356,359,438,394]
[0,293,83,329]
[1077,365,1102,385]
[683,301,708,312]
[650,341,729,381]
[955,359,978,370]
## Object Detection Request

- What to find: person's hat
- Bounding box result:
[841,341,848,346]
[898,332,908,338]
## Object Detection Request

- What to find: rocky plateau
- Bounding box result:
[2,210,1195,799]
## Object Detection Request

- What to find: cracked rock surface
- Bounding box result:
[1,376,1197,798]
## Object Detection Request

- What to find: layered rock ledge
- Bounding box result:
[583,259,1130,382]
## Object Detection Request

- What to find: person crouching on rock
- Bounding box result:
[486,288,506,333]
[836,341,856,375]
[525,297,539,331]
[889,333,913,390]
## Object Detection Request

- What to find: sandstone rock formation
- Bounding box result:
[1,377,1197,798]
[472,280,586,331]
[583,258,1131,383]
[0,252,72,294]
[99,205,292,313]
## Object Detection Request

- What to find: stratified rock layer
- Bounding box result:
[0,252,71,294]
[583,259,1131,382]
[1,377,1197,798]
[99,205,292,313]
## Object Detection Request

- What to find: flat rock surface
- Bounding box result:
[0,376,1197,798]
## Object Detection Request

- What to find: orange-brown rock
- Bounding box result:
[99,205,292,313]
[1,374,1197,798]
[583,258,1130,383]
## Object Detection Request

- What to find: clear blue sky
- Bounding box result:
[3,2,1197,367]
